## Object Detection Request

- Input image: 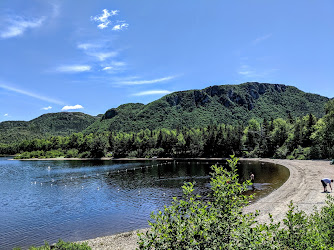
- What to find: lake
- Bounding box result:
[0,157,289,249]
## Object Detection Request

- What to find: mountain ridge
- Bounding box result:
[0,82,330,144]
[84,82,329,133]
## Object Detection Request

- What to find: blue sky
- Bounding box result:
[0,0,333,121]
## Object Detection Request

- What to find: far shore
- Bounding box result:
[10,157,230,161]
[76,158,333,249]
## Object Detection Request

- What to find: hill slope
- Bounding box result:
[0,112,96,144]
[84,82,329,133]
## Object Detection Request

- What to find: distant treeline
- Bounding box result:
[1,99,334,160]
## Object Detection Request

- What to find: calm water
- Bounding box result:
[0,157,289,249]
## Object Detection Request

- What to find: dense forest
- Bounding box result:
[0,112,97,144]
[0,82,329,146]
[1,98,333,160]
[84,82,329,134]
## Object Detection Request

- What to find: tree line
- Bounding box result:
[1,99,334,160]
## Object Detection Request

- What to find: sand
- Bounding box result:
[77,158,333,249]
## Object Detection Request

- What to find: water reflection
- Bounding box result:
[0,158,289,249]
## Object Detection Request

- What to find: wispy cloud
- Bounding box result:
[0,15,46,39]
[133,90,172,96]
[56,65,91,73]
[117,75,177,85]
[77,42,118,61]
[0,83,64,105]
[86,51,118,61]
[77,43,102,50]
[252,34,272,45]
[61,104,84,111]
[4,114,8,117]
[91,9,128,30]
[42,106,52,110]
[101,61,126,72]
[237,64,278,79]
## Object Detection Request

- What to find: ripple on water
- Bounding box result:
[0,158,289,249]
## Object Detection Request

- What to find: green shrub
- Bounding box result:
[78,151,91,158]
[65,149,79,158]
[274,144,289,159]
[137,156,263,249]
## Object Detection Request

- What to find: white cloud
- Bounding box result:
[133,90,172,96]
[252,34,272,45]
[118,75,177,85]
[4,114,8,117]
[56,65,91,73]
[91,9,128,31]
[101,61,126,72]
[1,16,46,39]
[112,23,129,31]
[61,104,84,111]
[87,51,118,61]
[77,43,102,50]
[42,106,52,110]
[91,9,119,29]
[237,64,278,79]
[0,82,64,105]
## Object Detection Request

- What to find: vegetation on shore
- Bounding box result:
[138,156,334,249]
[0,83,329,146]
[2,99,333,160]
[0,112,97,144]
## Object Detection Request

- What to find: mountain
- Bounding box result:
[0,112,97,144]
[0,82,330,144]
[84,82,329,133]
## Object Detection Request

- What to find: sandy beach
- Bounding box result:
[77,158,333,249]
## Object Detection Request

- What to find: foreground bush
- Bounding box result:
[137,156,264,249]
[138,156,334,249]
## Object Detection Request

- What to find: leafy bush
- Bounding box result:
[274,144,289,159]
[137,156,261,249]
[65,149,79,158]
[78,151,91,158]
[144,148,164,158]
[138,157,334,249]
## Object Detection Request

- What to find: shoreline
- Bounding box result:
[76,158,333,249]
[10,157,229,161]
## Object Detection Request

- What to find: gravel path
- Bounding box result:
[78,158,333,249]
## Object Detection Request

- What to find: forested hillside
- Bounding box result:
[0,112,96,144]
[0,82,330,146]
[85,82,329,133]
